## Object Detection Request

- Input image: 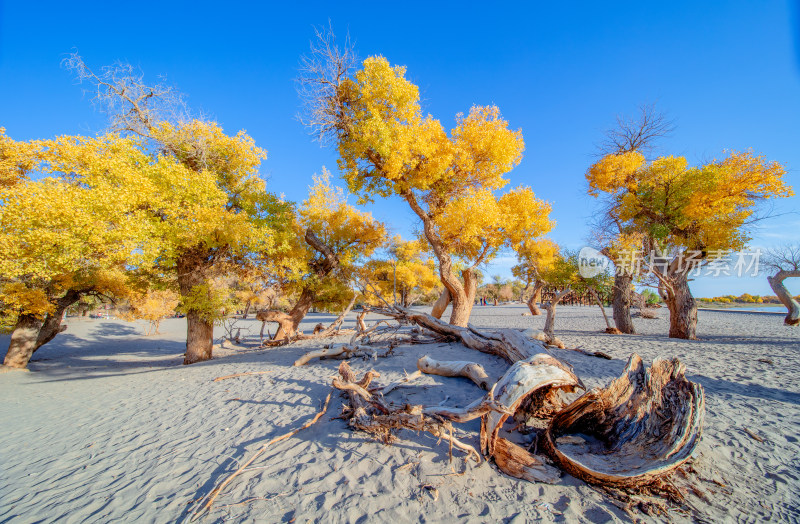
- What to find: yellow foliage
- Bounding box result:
[512,238,559,284]
[333,56,549,275]
[586,151,793,253]
[264,170,387,310]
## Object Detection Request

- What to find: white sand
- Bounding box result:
[1,306,798,523]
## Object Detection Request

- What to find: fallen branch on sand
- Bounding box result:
[416,355,491,390]
[329,306,706,495]
[192,391,333,520]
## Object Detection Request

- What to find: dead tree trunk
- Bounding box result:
[3,289,81,369]
[543,354,705,487]
[612,273,636,334]
[767,270,800,326]
[588,287,619,334]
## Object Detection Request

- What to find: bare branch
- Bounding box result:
[295,23,357,145]
[597,103,675,158]
[62,51,189,138]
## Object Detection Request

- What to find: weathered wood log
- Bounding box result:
[483,354,583,456]
[493,438,560,484]
[542,353,705,487]
[417,355,491,390]
[371,306,551,363]
[293,343,385,366]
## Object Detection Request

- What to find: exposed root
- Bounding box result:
[333,362,481,463]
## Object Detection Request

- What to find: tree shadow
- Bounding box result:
[689,374,800,405]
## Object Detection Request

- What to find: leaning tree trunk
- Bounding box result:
[430,288,451,319]
[612,273,636,334]
[3,289,81,369]
[767,270,800,326]
[257,287,315,341]
[526,282,544,315]
[664,271,697,340]
[588,287,615,331]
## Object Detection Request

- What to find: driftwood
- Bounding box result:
[542,354,705,487]
[417,355,491,390]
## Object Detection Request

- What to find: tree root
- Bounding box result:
[333,361,481,463]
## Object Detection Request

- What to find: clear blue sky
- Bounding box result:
[1,1,798,297]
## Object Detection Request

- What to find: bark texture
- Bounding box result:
[663,272,697,340]
[543,354,704,487]
[767,270,800,326]
[430,288,451,319]
[612,273,636,334]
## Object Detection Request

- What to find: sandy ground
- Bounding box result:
[1,305,798,523]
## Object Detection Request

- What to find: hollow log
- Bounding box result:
[417,355,491,390]
[493,438,560,484]
[542,353,705,487]
[483,354,583,456]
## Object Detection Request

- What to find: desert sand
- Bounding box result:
[1,305,798,523]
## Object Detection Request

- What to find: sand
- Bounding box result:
[1,305,798,523]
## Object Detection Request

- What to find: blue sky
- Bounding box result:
[1,1,798,297]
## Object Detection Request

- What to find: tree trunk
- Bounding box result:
[543,288,571,343]
[527,282,543,315]
[257,287,315,341]
[3,315,41,369]
[588,288,613,330]
[767,270,800,326]
[242,301,252,319]
[176,251,215,365]
[449,269,477,326]
[3,289,80,369]
[430,288,451,319]
[184,311,214,364]
[612,273,636,334]
[664,271,697,339]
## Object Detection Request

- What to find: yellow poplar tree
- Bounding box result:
[257,171,386,340]
[0,135,142,369]
[64,56,289,363]
[301,48,553,326]
[363,235,440,307]
[512,238,558,315]
[586,150,792,339]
